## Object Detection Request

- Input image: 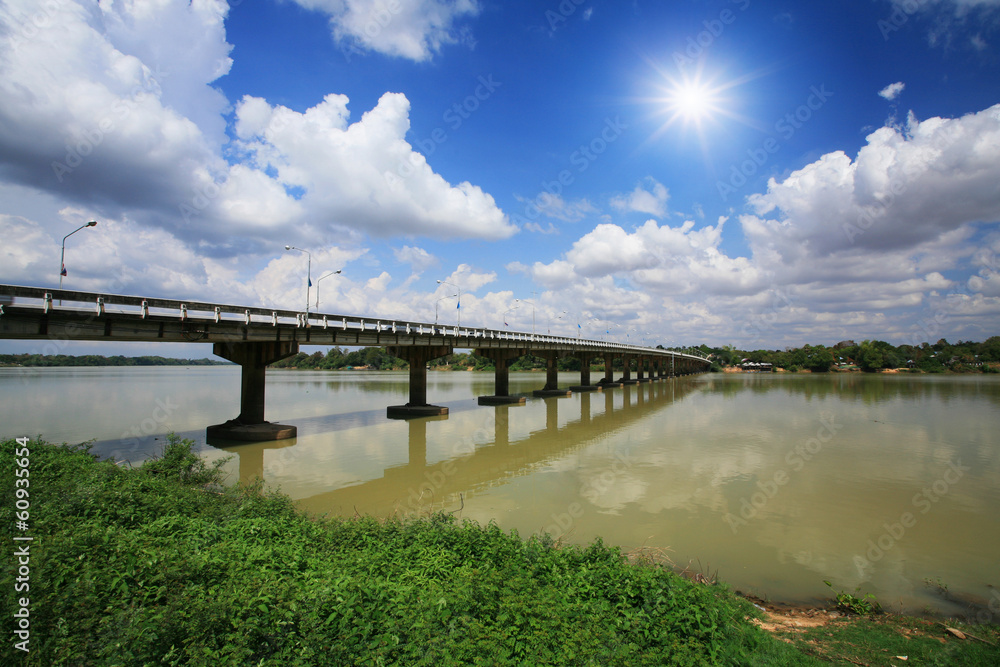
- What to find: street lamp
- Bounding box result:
[549,310,567,334]
[502,305,519,329]
[59,220,97,288]
[436,279,461,328]
[515,298,536,335]
[435,293,458,325]
[315,270,342,309]
[284,245,312,313]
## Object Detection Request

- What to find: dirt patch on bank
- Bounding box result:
[743,596,843,634]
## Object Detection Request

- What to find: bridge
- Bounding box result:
[0,284,710,441]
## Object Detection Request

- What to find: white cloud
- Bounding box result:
[0,0,513,256]
[232,92,516,241]
[291,0,480,62]
[394,245,438,272]
[745,105,1000,256]
[610,178,669,218]
[0,0,228,225]
[516,192,596,223]
[878,81,905,101]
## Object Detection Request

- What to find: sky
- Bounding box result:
[1,0,999,358]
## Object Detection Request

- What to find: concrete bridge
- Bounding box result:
[0,284,709,440]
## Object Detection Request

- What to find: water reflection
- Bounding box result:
[250,380,693,520]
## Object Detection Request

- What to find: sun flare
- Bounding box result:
[667,81,719,123]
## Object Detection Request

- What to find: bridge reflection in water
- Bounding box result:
[214,378,694,520]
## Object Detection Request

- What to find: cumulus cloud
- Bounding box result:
[0,0,513,259]
[232,92,515,241]
[610,178,669,218]
[878,81,905,100]
[291,0,480,61]
[745,105,1000,256]
[0,0,228,220]
[522,217,764,298]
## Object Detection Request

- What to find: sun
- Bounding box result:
[666,79,721,125]
[640,60,756,140]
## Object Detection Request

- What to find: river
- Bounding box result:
[2,367,998,619]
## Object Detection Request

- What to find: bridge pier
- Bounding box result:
[598,352,622,388]
[385,345,453,418]
[207,341,299,441]
[476,348,528,406]
[533,351,571,397]
[569,352,599,392]
[637,356,650,383]
[618,354,638,385]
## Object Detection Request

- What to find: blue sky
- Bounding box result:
[1,0,999,357]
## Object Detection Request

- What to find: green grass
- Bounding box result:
[770,614,1000,666]
[2,436,997,665]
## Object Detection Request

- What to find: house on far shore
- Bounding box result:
[738,361,773,373]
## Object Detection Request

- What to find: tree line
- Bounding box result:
[691,336,1000,373]
[269,348,588,371]
[0,354,226,367]
[6,336,998,373]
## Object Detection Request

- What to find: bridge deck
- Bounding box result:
[0,284,707,361]
[0,284,709,438]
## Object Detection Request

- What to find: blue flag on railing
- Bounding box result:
[456,300,460,309]
[308,277,313,287]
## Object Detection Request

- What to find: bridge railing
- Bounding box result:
[0,284,710,362]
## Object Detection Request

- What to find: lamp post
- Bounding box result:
[515,298,536,335]
[59,220,97,288]
[435,293,458,325]
[284,245,312,313]
[502,305,519,329]
[436,280,461,328]
[548,310,567,334]
[315,270,342,309]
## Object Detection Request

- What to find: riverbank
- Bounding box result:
[3,436,998,665]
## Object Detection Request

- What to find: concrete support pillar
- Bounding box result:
[533,350,571,397]
[476,348,527,405]
[570,352,599,392]
[385,345,453,418]
[207,341,298,441]
[637,356,648,382]
[599,353,621,387]
[619,354,637,385]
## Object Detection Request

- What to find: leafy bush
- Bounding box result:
[824,580,882,616]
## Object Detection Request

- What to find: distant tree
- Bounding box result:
[857,340,887,372]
